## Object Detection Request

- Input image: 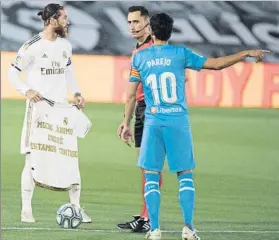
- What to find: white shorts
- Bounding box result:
[20,100,38,155]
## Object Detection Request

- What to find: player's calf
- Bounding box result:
[140,169,163,219]
[21,154,35,222]
[144,171,161,232]
[177,170,195,231]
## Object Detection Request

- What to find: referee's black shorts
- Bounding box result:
[134,100,146,148]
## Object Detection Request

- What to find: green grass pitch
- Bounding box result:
[1,100,279,240]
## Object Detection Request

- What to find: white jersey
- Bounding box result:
[29,100,91,190]
[11,32,73,103]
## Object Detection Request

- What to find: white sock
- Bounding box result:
[69,174,81,208]
[21,154,35,212]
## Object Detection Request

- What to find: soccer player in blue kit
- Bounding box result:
[121,12,270,240]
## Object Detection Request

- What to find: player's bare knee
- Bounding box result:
[177,169,193,177]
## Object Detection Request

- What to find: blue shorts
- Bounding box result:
[138,125,195,173]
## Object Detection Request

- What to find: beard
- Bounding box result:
[55,25,68,38]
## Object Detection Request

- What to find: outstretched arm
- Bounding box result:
[203,50,270,70]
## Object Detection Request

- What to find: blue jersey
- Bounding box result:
[130,44,207,126]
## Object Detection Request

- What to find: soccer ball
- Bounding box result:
[56,203,82,229]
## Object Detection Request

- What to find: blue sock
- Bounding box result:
[144,173,161,231]
[178,172,195,230]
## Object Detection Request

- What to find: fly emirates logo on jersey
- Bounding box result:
[40,50,69,76]
[41,60,65,76]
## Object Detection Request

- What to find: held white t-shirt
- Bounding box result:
[30,100,92,190]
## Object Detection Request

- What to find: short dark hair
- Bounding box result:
[128,6,149,17]
[37,3,64,24]
[150,13,173,41]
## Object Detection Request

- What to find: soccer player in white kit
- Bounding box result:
[7,3,92,223]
